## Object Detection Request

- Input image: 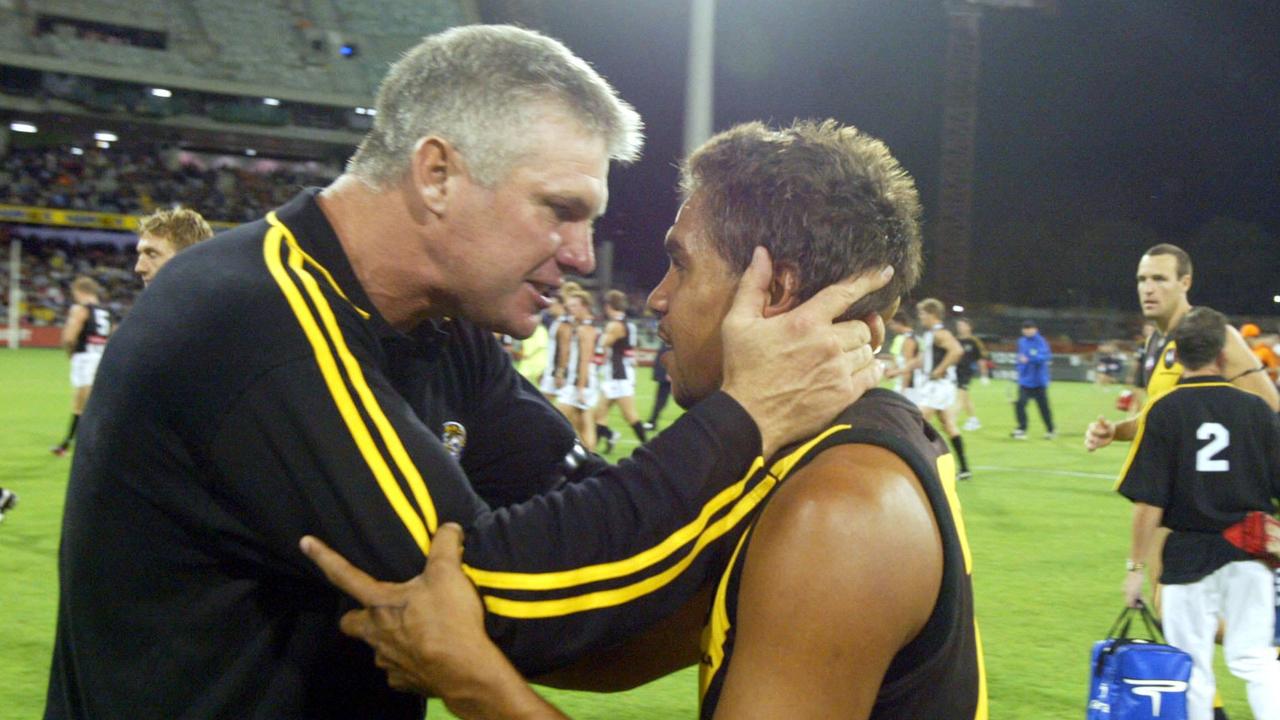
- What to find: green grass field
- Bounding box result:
[0,348,1256,718]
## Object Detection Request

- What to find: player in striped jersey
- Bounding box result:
[554,288,601,450]
[306,120,986,720]
[594,289,647,452]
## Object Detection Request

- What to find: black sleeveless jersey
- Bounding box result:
[699,389,987,719]
[73,303,114,353]
[1135,329,1182,399]
[605,318,636,380]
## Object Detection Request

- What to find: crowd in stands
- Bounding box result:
[0,146,337,223]
[0,227,138,325]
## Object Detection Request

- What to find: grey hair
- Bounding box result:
[347,24,644,187]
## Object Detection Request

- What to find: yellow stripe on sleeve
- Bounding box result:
[473,471,779,619]
[262,215,432,553]
[465,457,765,592]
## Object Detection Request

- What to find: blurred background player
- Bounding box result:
[904,298,972,480]
[643,342,672,433]
[1012,319,1055,440]
[884,310,918,395]
[537,293,568,400]
[593,289,647,453]
[1117,307,1280,720]
[0,486,16,523]
[133,207,214,285]
[51,276,114,456]
[555,287,601,450]
[954,317,988,431]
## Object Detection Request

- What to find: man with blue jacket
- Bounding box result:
[1013,319,1056,439]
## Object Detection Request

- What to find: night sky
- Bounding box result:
[520,1,1280,314]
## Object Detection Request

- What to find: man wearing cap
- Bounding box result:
[1012,319,1055,440]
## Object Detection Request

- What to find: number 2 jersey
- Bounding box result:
[699,389,987,719]
[1116,375,1280,584]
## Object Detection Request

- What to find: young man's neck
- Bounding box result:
[1156,300,1192,335]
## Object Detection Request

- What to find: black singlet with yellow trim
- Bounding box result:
[699,389,987,719]
[1137,328,1183,400]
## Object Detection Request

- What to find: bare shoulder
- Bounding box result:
[743,443,943,634]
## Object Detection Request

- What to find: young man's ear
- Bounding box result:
[762,262,801,318]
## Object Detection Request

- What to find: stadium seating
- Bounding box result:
[0,0,476,99]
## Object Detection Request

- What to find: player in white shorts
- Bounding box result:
[902,298,972,479]
[555,288,601,450]
[594,290,648,453]
[53,276,115,456]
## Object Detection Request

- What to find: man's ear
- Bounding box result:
[410,136,455,216]
[762,261,801,318]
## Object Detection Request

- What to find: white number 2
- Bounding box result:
[1195,422,1229,472]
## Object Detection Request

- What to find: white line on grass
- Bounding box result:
[971,465,1115,480]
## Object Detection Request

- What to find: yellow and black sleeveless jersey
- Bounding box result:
[1136,328,1183,400]
[48,190,769,719]
[1116,375,1280,584]
[699,389,987,719]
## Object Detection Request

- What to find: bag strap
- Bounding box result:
[1105,601,1167,642]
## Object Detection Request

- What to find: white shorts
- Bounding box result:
[599,363,636,400]
[69,351,102,388]
[556,384,599,411]
[911,378,957,411]
[539,374,560,395]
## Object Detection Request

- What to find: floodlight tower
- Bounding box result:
[934,0,1054,304]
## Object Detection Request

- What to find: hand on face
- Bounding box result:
[720,247,893,459]
[300,525,503,698]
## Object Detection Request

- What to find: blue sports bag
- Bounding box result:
[1087,603,1191,720]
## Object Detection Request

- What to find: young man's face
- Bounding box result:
[431,113,609,339]
[135,233,177,286]
[1021,326,1037,338]
[1135,253,1189,325]
[647,194,739,409]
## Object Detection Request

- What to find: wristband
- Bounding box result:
[1125,559,1146,572]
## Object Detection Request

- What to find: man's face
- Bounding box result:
[917,308,939,327]
[565,295,592,322]
[1136,253,1189,324]
[956,320,972,337]
[1021,326,1036,338]
[647,195,738,409]
[434,114,609,339]
[135,233,177,286]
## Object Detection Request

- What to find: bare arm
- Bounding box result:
[554,322,573,387]
[1223,326,1280,411]
[534,585,708,691]
[600,319,625,347]
[1123,502,1164,607]
[575,325,597,390]
[930,329,964,379]
[712,444,942,719]
[61,304,89,357]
